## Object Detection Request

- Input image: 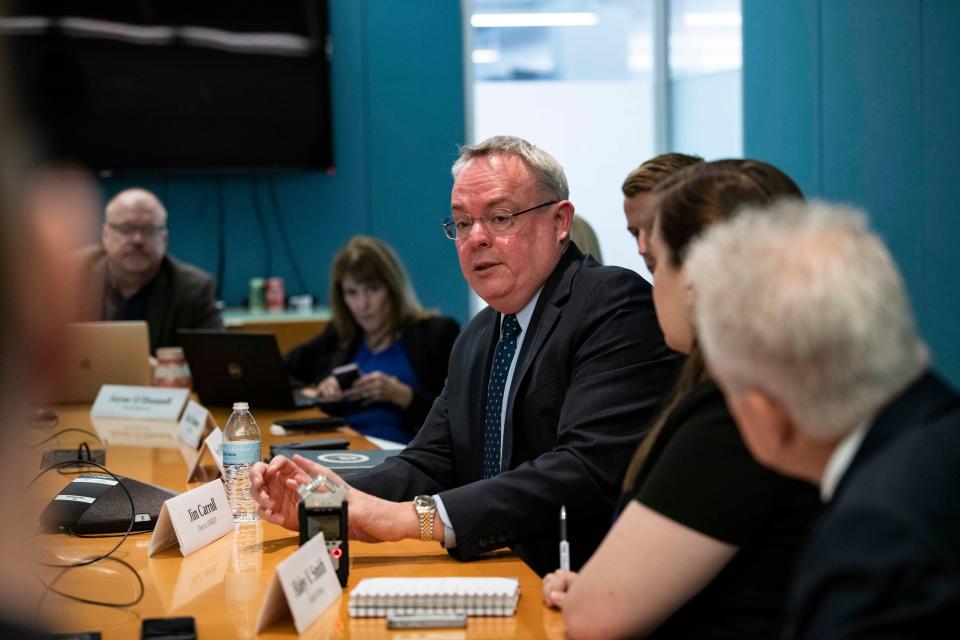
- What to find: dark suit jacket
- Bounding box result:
[786,371,960,638]
[76,246,223,352]
[283,316,460,433]
[349,243,681,575]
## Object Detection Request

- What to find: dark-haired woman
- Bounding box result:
[543,161,821,639]
[284,236,459,444]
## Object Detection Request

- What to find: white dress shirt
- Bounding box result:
[434,289,542,548]
[820,419,872,502]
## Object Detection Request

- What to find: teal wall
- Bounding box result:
[101,2,468,323]
[743,0,960,385]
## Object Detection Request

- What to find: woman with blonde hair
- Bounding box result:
[285,236,459,443]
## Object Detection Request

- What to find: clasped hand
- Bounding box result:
[313,371,412,407]
[249,454,415,543]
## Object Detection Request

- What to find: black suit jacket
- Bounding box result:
[77,246,223,351]
[785,371,960,638]
[349,243,681,575]
[283,316,460,433]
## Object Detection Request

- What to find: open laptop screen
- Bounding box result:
[179,330,316,410]
[50,321,152,403]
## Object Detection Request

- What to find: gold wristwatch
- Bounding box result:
[413,495,437,542]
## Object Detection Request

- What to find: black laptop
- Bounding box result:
[179,330,318,410]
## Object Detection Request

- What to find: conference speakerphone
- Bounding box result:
[40,474,178,534]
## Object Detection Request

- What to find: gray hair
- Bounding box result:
[451,135,569,201]
[686,200,929,441]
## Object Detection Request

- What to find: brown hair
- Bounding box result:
[329,236,431,347]
[621,152,704,198]
[622,159,805,492]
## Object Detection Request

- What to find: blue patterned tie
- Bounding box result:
[482,314,522,478]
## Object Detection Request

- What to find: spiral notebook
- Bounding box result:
[348,577,520,617]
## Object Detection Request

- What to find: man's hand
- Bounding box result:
[542,570,578,609]
[250,455,314,530]
[249,454,428,543]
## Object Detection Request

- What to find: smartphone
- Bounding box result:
[269,416,346,436]
[141,616,196,640]
[268,439,350,460]
[332,363,360,390]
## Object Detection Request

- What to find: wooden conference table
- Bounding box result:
[37,404,564,639]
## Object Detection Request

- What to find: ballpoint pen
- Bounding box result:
[559,505,570,571]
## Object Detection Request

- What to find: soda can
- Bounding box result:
[266,277,285,311]
[249,277,266,312]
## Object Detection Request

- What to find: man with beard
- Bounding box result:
[77,188,222,351]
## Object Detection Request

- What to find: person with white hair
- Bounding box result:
[686,200,960,637]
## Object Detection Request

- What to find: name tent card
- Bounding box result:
[255,532,342,634]
[91,385,189,421]
[177,400,216,449]
[186,427,225,483]
[148,479,233,557]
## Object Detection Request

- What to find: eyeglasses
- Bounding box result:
[107,222,167,238]
[442,200,558,240]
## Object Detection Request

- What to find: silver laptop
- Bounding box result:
[50,321,153,403]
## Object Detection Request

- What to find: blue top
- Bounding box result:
[347,340,421,444]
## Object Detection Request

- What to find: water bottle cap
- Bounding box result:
[232,402,249,411]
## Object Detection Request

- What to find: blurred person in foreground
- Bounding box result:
[75,187,223,352]
[0,54,99,637]
[543,160,821,639]
[284,236,460,444]
[621,152,703,272]
[686,200,960,637]
[252,135,679,574]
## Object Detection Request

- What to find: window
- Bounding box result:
[465,0,741,295]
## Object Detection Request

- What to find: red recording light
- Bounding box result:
[331,547,342,559]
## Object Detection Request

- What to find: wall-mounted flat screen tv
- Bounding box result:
[5,0,334,172]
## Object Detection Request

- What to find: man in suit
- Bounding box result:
[251,136,679,574]
[686,200,960,637]
[76,188,223,352]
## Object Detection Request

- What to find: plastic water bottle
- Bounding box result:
[223,402,261,523]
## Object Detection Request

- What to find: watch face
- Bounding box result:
[414,495,435,510]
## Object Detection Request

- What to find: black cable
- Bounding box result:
[29,428,102,449]
[28,460,134,569]
[37,555,145,609]
[29,459,146,619]
[214,176,227,299]
[251,177,273,277]
[55,442,99,476]
[67,529,152,539]
[266,176,310,294]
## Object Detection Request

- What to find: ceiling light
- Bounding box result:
[471,12,600,28]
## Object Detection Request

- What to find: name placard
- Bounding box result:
[186,428,225,483]
[178,400,216,449]
[148,479,233,557]
[255,532,342,634]
[91,385,189,421]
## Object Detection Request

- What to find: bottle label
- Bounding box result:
[222,441,261,465]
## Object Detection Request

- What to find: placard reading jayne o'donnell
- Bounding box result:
[91,384,189,421]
